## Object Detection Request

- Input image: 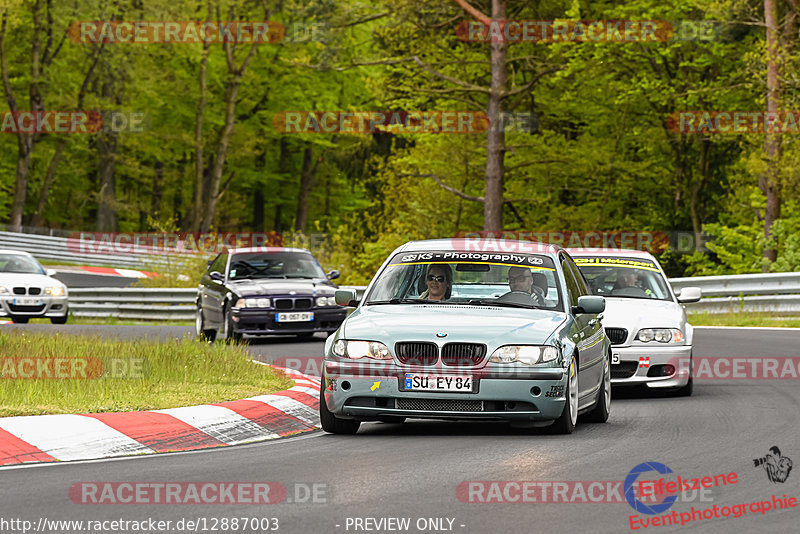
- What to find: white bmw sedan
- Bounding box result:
[0,250,69,324]
[568,248,701,396]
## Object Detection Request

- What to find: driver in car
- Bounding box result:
[498,266,544,305]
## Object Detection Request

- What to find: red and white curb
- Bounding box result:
[73,266,158,278]
[0,365,321,467]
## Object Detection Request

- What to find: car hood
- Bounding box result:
[600,297,687,329]
[0,272,63,288]
[342,304,567,346]
[227,278,335,297]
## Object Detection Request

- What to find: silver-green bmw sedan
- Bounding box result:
[319,239,611,434]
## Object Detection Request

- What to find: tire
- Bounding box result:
[195,306,216,342]
[669,357,693,397]
[219,304,242,344]
[319,376,360,434]
[550,354,578,434]
[11,316,29,324]
[50,314,68,325]
[585,351,611,423]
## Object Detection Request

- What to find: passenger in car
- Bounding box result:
[419,264,452,301]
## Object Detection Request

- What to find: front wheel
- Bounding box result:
[585,351,611,423]
[550,354,578,434]
[669,357,693,397]
[319,376,360,434]
[11,316,29,324]
[219,305,242,344]
[50,314,68,325]
[195,306,216,342]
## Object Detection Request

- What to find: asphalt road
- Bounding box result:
[1,326,799,533]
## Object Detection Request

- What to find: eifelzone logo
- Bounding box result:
[753,446,793,484]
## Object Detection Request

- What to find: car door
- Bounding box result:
[560,253,604,403]
[201,252,228,326]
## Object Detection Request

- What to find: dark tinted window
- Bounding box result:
[228,252,325,280]
[208,253,228,275]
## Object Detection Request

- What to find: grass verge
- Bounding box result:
[0,332,294,417]
[688,311,800,328]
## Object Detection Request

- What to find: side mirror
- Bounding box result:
[209,271,224,282]
[327,269,340,280]
[335,288,358,306]
[45,268,57,277]
[572,295,605,315]
[676,286,702,303]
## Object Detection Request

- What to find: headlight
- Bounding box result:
[332,339,392,360]
[636,328,684,343]
[489,345,560,365]
[0,286,8,294]
[316,296,337,307]
[234,297,271,308]
[45,286,65,296]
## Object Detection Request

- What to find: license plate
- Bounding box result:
[404,374,472,392]
[612,353,621,365]
[275,312,314,322]
[13,298,41,306]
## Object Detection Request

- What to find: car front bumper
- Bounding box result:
[232,307,347,335]
[0,296,69,318]
[322,360,568,422]
[610,344,692,389]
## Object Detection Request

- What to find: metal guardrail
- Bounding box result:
[65,277,800,321]
[0,231,166,269]
[68,286,368,321]
[670,272,800,297]
[69,288,198,321]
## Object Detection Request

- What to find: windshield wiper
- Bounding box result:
[367,298,436,305]
[467,299,537,309]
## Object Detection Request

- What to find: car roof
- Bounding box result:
[566,247,658,261]
[397,238,561,255]
[0,249,34,257]
[226,247,311,255]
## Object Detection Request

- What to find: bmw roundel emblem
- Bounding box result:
[436,332,448,338]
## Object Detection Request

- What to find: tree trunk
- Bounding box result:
[96,130,118,232]
[191,2,213,231]
[760,0,781,266]
[151,160,163,219]
[200,8,262,232]
[30,138,65,227]
[295,145,319,232]
[253,189,265,231]
[483,0,508,232]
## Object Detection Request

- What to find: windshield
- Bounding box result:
[365,251,562,311]
[0,254,44,275]
[227,252,326,280]
[572,256,672,301]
